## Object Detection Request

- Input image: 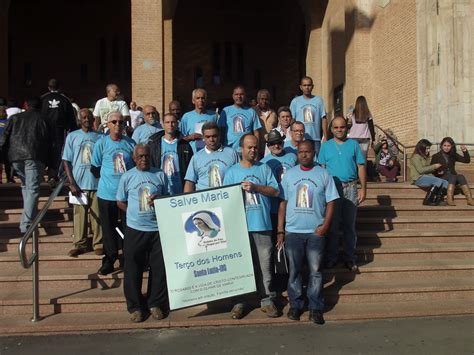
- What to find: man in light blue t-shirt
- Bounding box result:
[278,140,339,325]
[131,105,162,144]
[117,144,169,323]
[91,112,136,276]
[289,76,327,156]
[223,134,280,320]
[318,116,366,272]
[62,109,102,257]
[218,86,262,151]
[184,121,239,192]
[180,88,217,154]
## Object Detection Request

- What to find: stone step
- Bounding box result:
[2,258,472,291]
[357,229,474,246]
[0,298,472,336]
[0,207,73,223]
[0,220,73,237]
[355,217,474,230]
[358,205,474,217]
[0,183,68,197]
[1,276,472,316]
[0,196,70,210]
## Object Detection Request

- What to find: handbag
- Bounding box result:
[274,245,288,275]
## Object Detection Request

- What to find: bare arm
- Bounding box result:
[357,164,367,204]
[63,160,82,196]
[315,200,335,236]
[276,200,288,248]
[242,181,279,197]
[183,180,195,193]
[117,201,128,212]
[321,117,328,141]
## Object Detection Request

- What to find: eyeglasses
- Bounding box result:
[267,141,283,147]
[136,154,149,159]
[109,120,125,125]
[292,129,304,133]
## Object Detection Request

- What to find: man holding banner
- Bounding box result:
[116,144,169,323]
[224,134,280,319]
[183,121,239,192]
[278,140,339,325]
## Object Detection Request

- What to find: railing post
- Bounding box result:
[403,151,407,182]
[31,229,41,322]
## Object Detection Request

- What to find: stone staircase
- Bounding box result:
[0,179,473,335]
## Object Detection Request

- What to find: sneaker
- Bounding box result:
[287,307,301,321]
[150,307,167,320]
[68,248,87,257]
[230,303,245,320]
[130,310,144,323]
[261,303,280,318]
[98,263,114,276]
[345,261,359,272]
[308,310,325,325]
[94,248,104,256]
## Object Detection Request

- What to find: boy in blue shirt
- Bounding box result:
[62,109,102,257]
[180,88,217,153]
[91,112,136,275]
[289,77,327,156]
[223,134,280,319]
[278,140,339,324]
[184,121,239,192]
[218,86,261,152]
[117,144,169,323]
[318,116,366,272]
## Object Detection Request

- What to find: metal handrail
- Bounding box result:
[17,175,67,321]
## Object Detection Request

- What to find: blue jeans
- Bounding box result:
[285,232,325,311]
[415,175,448,189]
[328,182,358,264]
[12,160,45,233]
[249,232,276,306]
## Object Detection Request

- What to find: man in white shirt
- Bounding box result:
[93,84,130,130]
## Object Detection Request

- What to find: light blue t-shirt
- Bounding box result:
[289,95,326,141]
[116,167,168,232]
[318,138,365,183]
[91,135,136,201]
[261,152,298,214]
[161,138,182,195]
[281,165,339,234]
[218,105,262,151]
[131,123,163,144]
[184,146,239,191]
[179,110,217,153]
[62,129,102,190]
[223,162,278,232]
[283,140,298,155]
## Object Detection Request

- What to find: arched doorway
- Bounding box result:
[173,0,307,111]
[8,0,131,107]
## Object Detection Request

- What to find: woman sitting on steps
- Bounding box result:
[409,139,447,206]
[430,137,473,206]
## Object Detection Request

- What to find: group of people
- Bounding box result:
[409,137,472,206]
[1,74,468,326]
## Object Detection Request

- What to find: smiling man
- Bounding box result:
[91,112,136,275]
[224,134,280,320]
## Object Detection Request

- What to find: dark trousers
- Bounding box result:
[98,197,124,266]
[51,126,66,173]
[123,226,168,313]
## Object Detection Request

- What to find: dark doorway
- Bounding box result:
[173,0,306,111]
[8,0,131,108]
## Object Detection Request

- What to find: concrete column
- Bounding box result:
[131,0,165,113]
[417,0,474,143]
[0,0,10,99]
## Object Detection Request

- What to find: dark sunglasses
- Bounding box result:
[333,125,346,129]
[109,120,125,125]
[267,141,283,147]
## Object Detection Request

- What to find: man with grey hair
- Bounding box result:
[180,88,217,153]
[91,112,135,275]
[117,143,169,322]
[131,105,162,144]
[93,83,130,130]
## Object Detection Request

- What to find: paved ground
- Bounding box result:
[0,315,472,355]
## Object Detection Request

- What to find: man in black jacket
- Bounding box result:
[40,78,77,183]
[0,98,51,233]
[148,113,193,195]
